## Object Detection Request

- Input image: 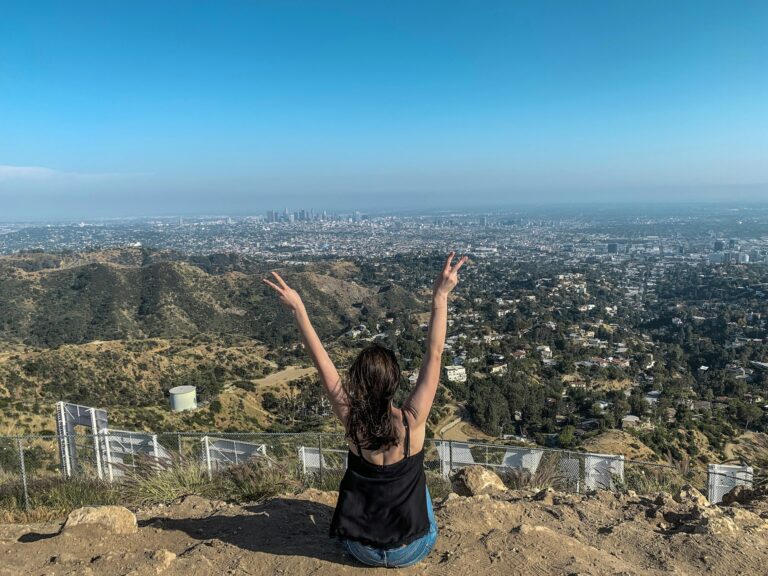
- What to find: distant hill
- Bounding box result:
[0,247,420,347]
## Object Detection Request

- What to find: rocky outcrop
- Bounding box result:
[4,488,768,575]
[673,484,709,507]
[451,465,507,496]
[722,484,768,506]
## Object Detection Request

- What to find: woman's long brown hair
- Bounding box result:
[344,343,403,450]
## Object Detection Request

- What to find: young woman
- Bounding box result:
[263,251,468,568]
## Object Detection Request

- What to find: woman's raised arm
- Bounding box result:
[404,252,468,426]
[262,271,348,422]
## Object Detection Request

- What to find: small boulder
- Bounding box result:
[62,506,137,535]
[673,484,709,507]
[150,549,176,573]
[451,466,507,496]
[170,495,217,518]
[722,485,754,506]
[533,487,556,506]
[691,508,738,535]
[513,523,555,536]
[654,492,673,507]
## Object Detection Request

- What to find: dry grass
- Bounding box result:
[500,456,563,491]
[0,475,119,523]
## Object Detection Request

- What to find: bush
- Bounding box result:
[122,456,215,506]
[221,460,299,503]
[618,466,685,495]
[499,456,561,491]
[425,471,452,501]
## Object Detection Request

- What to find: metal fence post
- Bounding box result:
[90,408,103,480]
[177,433,182,458]
[318,433,323,486]
[449,440,453,473]
[203,436,212,480]
[103,430,114,483]
[17,438,30,512]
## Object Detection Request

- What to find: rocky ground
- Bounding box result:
[2,467,768,575]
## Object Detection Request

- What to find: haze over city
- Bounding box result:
[2,1,768,220]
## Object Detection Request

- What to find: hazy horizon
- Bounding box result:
[2,1,767,220]
[2,196,768,225]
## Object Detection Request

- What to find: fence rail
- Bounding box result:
[0,432,759,512]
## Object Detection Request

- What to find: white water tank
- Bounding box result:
[169,385,197,412]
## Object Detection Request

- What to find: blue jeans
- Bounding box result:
[343,486,438,568]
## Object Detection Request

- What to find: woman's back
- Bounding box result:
[330,408,431,548]
[346,406,425,465]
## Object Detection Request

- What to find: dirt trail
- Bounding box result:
[256,366,316,390]
[3,487,768,575]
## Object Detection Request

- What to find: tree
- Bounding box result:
[558,425,576,448]
[737,402,763,432]
[628,390,649,416]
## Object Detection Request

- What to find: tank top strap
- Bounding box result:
[402,410,411,458]
[352,430,369,464]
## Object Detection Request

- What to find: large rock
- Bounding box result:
[451,466,507,496]
[673,484,709,507]
[722,485,759,506]
[62,506,137,535]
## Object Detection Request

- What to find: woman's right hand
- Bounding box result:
[262,271,305,312]
[432,251,468,298]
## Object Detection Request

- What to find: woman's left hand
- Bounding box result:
[262,271,305,312]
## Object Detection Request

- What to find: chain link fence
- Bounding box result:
[0,432,757,514]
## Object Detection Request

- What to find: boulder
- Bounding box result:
[451,466,507,496]
[673,484,709,507]
[62,506,137,535]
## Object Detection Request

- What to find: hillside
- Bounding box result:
[0,247,420,347]
[0,248,421,434]
[581,430,659,462]
[2,485,768,575]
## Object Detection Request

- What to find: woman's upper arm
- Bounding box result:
[404,351,441,426]
[316,362,348,424]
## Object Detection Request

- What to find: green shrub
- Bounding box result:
[220,459,299,503]
[425,471,452,501]
[122,456,215,506]
[619,465,687,495]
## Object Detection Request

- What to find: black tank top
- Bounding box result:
[329,410,430,548]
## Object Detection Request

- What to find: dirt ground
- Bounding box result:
[2,487,768,575]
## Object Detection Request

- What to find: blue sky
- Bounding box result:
[1,1,767,219]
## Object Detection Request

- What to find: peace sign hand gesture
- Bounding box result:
[262,271,305,312]
[433,251,468,298]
